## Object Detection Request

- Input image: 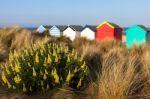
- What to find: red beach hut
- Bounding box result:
[96,21,123,41]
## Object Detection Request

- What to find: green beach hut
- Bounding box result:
[126,25,150,48]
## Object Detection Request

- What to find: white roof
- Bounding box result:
[37,25,46,33]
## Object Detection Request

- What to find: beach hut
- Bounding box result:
[49,25,67,37]
[63,25,83,41]
[80,25,96,40]
[96,21,123,41]
[49,25,61,37]
[36,25,46,33]
[126,25,150,48]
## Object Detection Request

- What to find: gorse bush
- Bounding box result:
[1,43,89,94]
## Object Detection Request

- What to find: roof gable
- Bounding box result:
[36,25,46,33]
[44,25,53,29]
[63,25,83,32]
[126,25,148,33]
[37,25,46,30]
[64,26,76,31]
[50,25,60,31]
[56,25,67,32]
[70,25,83,31]
[45,25,67,32]
[65,26,76,31]
[137,25,149,32]
[96,21,121,29]
[82,25,96,32]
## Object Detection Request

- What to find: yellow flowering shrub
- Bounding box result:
[1,43,89,94]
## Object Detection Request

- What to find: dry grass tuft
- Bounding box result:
[97,48,142,99]
[82,44,149,99]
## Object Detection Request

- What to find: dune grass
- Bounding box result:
[0,27,150,99]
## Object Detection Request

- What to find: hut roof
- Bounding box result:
[97,21,121,29]
[138,25,149,32]
[44,25,67,32]
[82,25,96,32]
[64,25,83,32]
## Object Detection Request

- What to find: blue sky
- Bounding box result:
[0,0,150,27]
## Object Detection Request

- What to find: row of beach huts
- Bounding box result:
[36,21,150,48]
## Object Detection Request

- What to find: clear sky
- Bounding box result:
[0,0,150,27]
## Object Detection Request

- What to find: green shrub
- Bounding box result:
[1,43,89,94]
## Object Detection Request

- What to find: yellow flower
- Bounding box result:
[54,74,59,84]
[23,83,27,92]
[56,47,60,53]
[5,65,10,75]
[43,74,47,80]
[67,56,70,63]
[83,66,88,73]
[13,85,16,89]
[55,55,59,63]
[9,52,13,62]
[51,68,60,84]
[43,58,47,67]
[41,45,45,51]
[28,63,31,67]
[14,50,19,58]
[7,82,11,88]
[35,53,39,63]
[53,50,56,57]
[24,49,29,56]
[32,67,36,77]
[66,70,73,82]
[81,61,86,69]
[74,52,78,59]
[71,49,75,56]
[73,67,78,73]
[45,69,48,75]
[14,74,21,84]
[10,63,15,71]
[64,47,68,53]
[15,63,21,73]
[40,49,44,55]
[52,43,55,47]
[2,72,8,84]
[47,54,52,64]
[77,78,83,89]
